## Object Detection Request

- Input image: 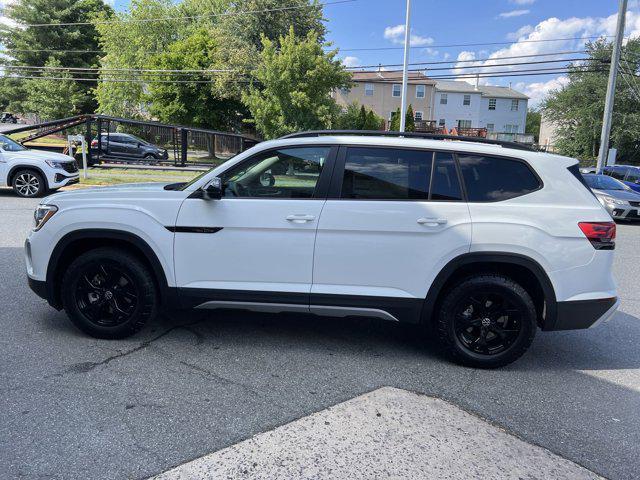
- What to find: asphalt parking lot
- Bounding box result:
[1,189,639,480]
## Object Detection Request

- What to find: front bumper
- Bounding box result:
[28,275,49,302]
[604,203,640,221]
[51,173,79,188]
[553,297,619,330]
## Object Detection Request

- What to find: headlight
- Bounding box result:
[603,196,629,206]
[45,159,65,169]
[34,204,58,231]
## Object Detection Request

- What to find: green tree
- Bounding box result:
[542,38,640,161]
[364,109,383,130]
[242,28,352,139]
[336,102,384,130]
[0,0,114,114]
[22,58,85,120]
[525,108,542,142]
[390,107,401,131]
[405,104,416,132]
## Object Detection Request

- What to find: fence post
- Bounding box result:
[180,128,188,166]
[96,117,102,165]
[85,117,93,166]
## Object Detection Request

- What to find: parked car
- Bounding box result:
[91,133,168,161]
[583,174,640,221]
[0,134,78,197]
[603,164,640,192]
[26,133,618,368]
[1,112,19,124]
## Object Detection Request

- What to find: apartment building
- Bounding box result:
[432,80,528,133]
[333,71,436,124]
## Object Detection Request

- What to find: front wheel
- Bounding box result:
[61,248,158,339]
[12,169,46,197]
[436,274,537,368]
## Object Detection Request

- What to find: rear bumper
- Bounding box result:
[552,297,618,330]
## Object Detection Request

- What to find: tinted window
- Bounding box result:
[221,147,329,199]
[626,168,640,182]
[606,166,627,180]
[583,174,629,191]
[458,154,541,202]
[341,147,432,200]
[430,152,462,201]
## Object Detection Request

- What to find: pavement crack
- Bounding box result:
[177,359,259,393]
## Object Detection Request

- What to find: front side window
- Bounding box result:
[488,98,496,110]
[430,152,463,201]
[0,134,26,152]
[440,93,448,105]
[511,99,519,111]
[221,147,329,199]
[463,94,471,106]
[458,154,541,202]
[365,83,374,96]
[392,84,401,97]
[625,168,640,183]
[341,147,432,200]
[416,85,425,98]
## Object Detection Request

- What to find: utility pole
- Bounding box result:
[597,0,627,173]
[399,0,412,132]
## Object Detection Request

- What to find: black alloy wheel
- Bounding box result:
[61,248,158,339]
[437,274,537,368]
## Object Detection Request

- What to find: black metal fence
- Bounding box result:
[3,114,260,168]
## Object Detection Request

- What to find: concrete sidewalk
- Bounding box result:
[152,387,600,480]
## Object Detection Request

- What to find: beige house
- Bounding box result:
[332,71,436,124]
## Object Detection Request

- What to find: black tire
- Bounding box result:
[12,169,46,197]
[436,274,537,368]
[61,247,158,339]
[143,153,158,162]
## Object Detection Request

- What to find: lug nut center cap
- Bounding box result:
[481,317,491,327]
[104,291,113,300]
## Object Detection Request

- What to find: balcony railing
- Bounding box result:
[486,132,535,144]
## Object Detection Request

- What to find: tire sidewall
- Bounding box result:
[61,249,157,339]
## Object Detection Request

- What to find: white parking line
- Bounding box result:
[151,387,601,480]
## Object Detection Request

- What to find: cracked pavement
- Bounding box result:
[1,190,640,480]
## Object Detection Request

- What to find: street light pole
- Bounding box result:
[596,0,627,173]
[399,0,412,133]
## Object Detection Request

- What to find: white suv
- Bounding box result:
[25,133,618,368]
[0,134,79,197]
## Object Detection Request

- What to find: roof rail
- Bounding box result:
[279,130,538,152]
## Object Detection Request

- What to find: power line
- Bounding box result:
[338,35,615,52]
[5,0,355,28]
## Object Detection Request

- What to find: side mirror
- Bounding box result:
[202,177,223,200]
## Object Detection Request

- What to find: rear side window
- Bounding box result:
[341,147,432,200]
[458,154,541,202]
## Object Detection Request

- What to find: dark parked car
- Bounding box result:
[603,164,640,193]
[1,112,18,124]
[583,173,640,221]
[91,133,168,161]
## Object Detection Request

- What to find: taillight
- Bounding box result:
[578,222,616,250]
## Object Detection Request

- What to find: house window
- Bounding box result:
[365,83,374,96]
[457,120,472,129]
[511,99,519,111]
[340,87,350,95]
[504,124,519,133]
[416,85,425,98]
[440,93,448,105]
[486,123,494,132]
[463,94,471,106]
[438,119,446,127]
[488,98,496,110]
[414,111,423,121]
[392,84,401,97]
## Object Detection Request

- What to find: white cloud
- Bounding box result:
[519,76,569,106]
[443,52,451,60]
[507,24,534,41]
[499,9,530,19]
[0,0,17,27]
[342,56,361,68]
[425,47,439,57]
[383,24,434,47]
[510,0,536,5]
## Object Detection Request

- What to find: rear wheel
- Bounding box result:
[436,274,537,368]
[12,169,45,197]
[61,248,158,339]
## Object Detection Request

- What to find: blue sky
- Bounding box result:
[110,0,639,106]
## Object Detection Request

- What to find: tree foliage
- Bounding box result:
[525,108,541,141]
[335,102,384,130]
[242,27,351,139]
[0,0,113,113]
[405,104,415,132]
[542,38,640,162]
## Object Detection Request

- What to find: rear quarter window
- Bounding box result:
[458,154,541,202]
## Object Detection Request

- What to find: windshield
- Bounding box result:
[583,174,629,191]
[0,134,27,152]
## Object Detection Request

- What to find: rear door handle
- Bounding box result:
[286,214,316,223]
[417,217,447,226]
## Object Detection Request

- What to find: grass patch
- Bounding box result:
[70,167,201,187]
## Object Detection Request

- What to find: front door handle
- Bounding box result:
[286,214,316,223]
[417,217,447,226]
